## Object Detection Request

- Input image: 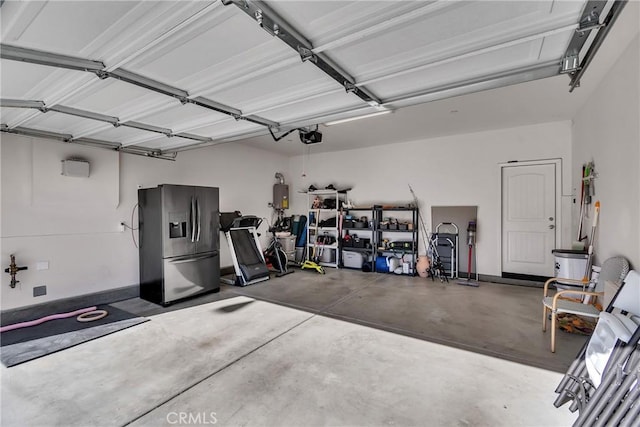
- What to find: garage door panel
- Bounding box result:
[266,1,424,48]
[188,119,262,139]
[367,41,548,100]
[327,1,558,76]
[127,12,279,84]
[61,80,176,120]
[20,112,117,138]
[256,92,363,124]
[89,126,155,144]
[136,104,227,131]
[14,1,140,56]
[204,62,342,113]
[0,60,91,103]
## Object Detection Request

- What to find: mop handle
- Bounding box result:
[583,201,600,282]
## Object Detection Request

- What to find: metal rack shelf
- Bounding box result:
[375,206,419,276]
[338,205,418,275]
[342,247,373,253]
[307,189,346,269]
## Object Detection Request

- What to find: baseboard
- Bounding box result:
[481,274,546,288]
[221,265,235,276]
[2,266,237,324]
[1,285,139,325]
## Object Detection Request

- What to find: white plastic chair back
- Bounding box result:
[582,256,629,304]
[586,270,640,387]
[613,270,640,315]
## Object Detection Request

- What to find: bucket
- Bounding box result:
[376,256,390,273]
[375,256,402,274]
[388,257,402,274]
[320,249,336,263]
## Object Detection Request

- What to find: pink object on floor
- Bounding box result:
[0,306,98,333]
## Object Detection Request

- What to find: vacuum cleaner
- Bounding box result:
[457,220,479,287]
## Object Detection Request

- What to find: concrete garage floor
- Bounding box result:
[1,270,584,426]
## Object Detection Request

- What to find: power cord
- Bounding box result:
[120,204,139,248]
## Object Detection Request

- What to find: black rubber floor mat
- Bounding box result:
[1,305,142,346]
[0,305,149,367]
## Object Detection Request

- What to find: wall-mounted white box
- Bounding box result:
[61,159,90,178]
[36,261,49,270]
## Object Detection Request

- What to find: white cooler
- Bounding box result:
[343,251,364,269]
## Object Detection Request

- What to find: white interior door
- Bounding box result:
[502,163,556,277]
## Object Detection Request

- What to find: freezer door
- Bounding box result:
[194,186,219,254]
[161,185,195,258]
[163,252,220,304]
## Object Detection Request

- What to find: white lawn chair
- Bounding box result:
[543,256,630,352]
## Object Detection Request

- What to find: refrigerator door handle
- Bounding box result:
[190,197,196,243]
[169,252,218,264]
[196,198,202,242]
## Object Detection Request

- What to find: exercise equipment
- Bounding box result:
[263,219,293,277]
[220,212,270,286]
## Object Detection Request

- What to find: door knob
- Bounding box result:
[549,225,555,229]
[549,217,554,221]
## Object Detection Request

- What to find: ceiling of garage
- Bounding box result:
[0,0,631,158]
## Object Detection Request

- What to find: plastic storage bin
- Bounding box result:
[552,250,590,298]
[553,249,588,283]
[343,251,364,269]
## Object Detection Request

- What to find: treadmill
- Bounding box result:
[220,212,270,286]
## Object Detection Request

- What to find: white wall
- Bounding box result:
[572,34,640,269]
[0,134,288,310]
[288,121,573,277]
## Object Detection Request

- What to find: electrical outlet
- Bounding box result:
[119,222,125,232]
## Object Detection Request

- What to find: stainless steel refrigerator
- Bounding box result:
[138,184,220,305]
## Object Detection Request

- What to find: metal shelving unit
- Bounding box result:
[307,189,347,268]
[374,206,419,275]
[341,207,375,270]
